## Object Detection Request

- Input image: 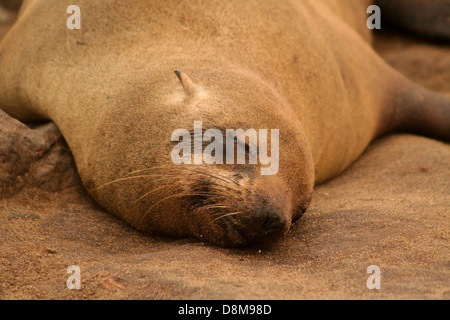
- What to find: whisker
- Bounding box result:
[94,172,203,191]
[204,181,241,193]
[128,165,239,185]
[199,205,232,213]
[212,211,242,222]
[137,178,241,202]
[96,166,242,193]
[91,175,163,191]
[202,205,231,210]
[135,183,239,203]
[180,167,239,185]
[141,192,234,223]
[135,183,181,202]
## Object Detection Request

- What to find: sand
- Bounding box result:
[0,5,448,299]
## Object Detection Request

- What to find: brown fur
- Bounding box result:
[0,0,448,246]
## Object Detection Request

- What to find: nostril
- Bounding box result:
[262,214,271,228]
[261,211,286,232]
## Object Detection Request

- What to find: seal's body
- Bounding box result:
[1,0,449,246]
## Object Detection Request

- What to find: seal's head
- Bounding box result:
[89,67,314,246]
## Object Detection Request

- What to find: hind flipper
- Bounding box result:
[380,75,450,142]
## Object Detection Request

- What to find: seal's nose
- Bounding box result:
[261,210,287,232]
[228,203,290,245]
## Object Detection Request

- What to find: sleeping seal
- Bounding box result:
[0,0,448,246]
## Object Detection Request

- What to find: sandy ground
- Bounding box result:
[0,6,448,299]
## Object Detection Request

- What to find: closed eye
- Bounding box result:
[171,127,256,165]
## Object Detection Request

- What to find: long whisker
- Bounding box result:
[94,168,242,193]
[141,192,233,223]
[199,205,233,214]
[135,183,240,203]
[201,204,231,210]
[91,175,164,191]
[128,165,239,185]
[93,172,199,191]
[140,176,242,199]
[204,181,241,193]
[179,167,239,185]
[135,183,181,202]
[212,211,242,222]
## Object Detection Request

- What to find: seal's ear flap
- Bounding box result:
[174,70,198,98]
